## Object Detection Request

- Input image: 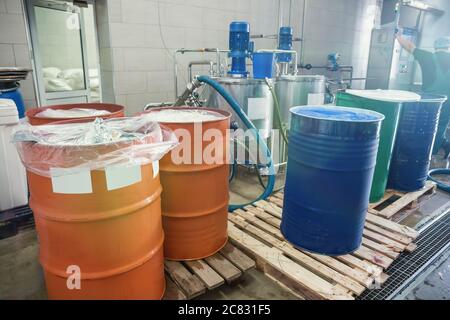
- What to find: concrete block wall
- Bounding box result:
[299,0,382,88]
[0,0,37,109]
[97,0,382,115]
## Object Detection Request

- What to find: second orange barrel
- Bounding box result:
[142,107,231,260]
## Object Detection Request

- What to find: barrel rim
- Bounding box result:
[290,105,385,123]
[25,103,125,122]
[415,93,448,103]
[141,106,232,124]
[275,74,326,82]
[343,89,421,103]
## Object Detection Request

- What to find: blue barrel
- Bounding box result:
[0,82,26,118]
[388,93,447,192]
[281,106,384,255]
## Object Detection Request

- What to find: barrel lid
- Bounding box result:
[345,89,421,103]
[290,105,385,123]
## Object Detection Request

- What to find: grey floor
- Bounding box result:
[0,155,449,300]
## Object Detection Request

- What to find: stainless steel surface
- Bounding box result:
[201,77,274,139]
[274,75,326,127]
[272,75,326,168]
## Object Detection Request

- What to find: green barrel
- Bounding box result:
[336,90,420,202]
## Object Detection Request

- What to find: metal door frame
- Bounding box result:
[25,0,91,106]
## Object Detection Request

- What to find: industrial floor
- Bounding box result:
[0,156,449,300]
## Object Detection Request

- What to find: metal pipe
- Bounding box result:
[173,48,229,99]
[188,60,214,82]
[300,0,307,65]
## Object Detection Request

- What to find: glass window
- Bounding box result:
[34,6,86,93]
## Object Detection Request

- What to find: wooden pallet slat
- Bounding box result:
[245,206,282,228]
[361,237,400,259]
[164,261,206,299]
[366,213,419,239]
[220,242,256,272]
[234,209,284,239]
[254,200,283,218]
[205,253,242,283]
[353,246,393,269]
[369,181,436,219]
[184,260,225,290]
[163,277,188,300]
[364,221,413,245]
[362,229,406,252]
[305,251,374,288]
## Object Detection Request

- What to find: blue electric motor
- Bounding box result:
[0,82,26,118]
[228,22,252,77]
[277,26,293,63]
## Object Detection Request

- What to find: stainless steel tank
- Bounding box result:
[274,75,326,128]
[201,77,274,139]
[273,75,326,169]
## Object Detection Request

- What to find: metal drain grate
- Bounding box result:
[358,211,450,300]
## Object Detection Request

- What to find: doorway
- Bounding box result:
[25,0,101,106]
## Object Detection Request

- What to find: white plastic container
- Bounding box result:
[0,99,28,211]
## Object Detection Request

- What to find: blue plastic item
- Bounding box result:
[388,93,447,192]
[281,105,384,255]
[228,22,251,77]
[428,169,450,193]
[277,26,293,63]
[196,75,275,211]
[253,52,275,79]
[0,83,26,118]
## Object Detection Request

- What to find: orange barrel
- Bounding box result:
[18,119,169,299]
[26,103,124,125]
[142,107,231,260]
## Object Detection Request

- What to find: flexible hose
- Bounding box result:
[197,75,276,211]
[428,169,450,193]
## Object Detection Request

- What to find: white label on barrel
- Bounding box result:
[307,93,325,105]
[152,160,159,178]
[248,97,270,120]
[50,168,93,194]
[105,165,142,191]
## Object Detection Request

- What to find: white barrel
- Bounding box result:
[0,99,28,211]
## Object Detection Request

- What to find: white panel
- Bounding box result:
[51,169,93,194]
[105,165,142,191]
[248,97,271,121]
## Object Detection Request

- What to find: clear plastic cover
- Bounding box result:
[12,116,178,177]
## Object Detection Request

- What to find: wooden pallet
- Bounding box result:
[227,193,419,300]
[163,242,255,300]
[369,181,437,219]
